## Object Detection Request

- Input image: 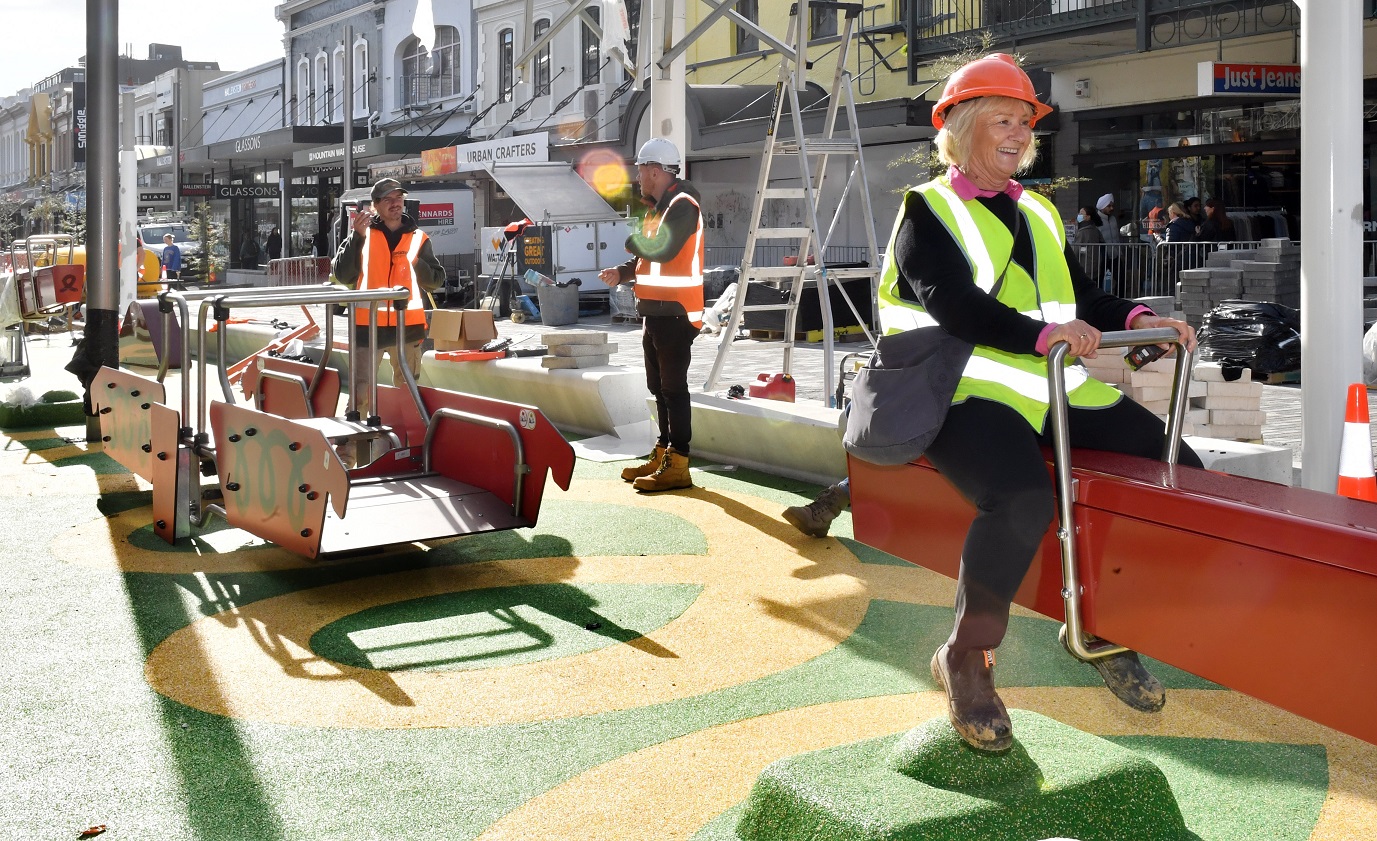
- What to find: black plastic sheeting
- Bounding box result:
[1197,299,1301,375]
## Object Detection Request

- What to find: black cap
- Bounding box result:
[370,178,407,202]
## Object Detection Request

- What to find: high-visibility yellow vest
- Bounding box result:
[877,176,1121,429]
[633,191,705,328]
[356,228,429,328]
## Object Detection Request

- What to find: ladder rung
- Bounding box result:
[773,139,860,156]
[761,188,808,200]
[739,303,794,312]
[752,227,811,240]
[746,267,807,279]
[803,139,861,154]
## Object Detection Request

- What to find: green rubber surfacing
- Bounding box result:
[736,711,1186,841]
[0,441,1341,841]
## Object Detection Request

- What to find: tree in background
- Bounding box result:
[189,201,224,283]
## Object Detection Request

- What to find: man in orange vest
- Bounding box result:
[331,177,444,421]
[599,137,705,493]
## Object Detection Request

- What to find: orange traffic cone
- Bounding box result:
[1337,384,1377,502]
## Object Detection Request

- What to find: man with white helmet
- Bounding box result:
[600,137,705,493]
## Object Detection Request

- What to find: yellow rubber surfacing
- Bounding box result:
[475,690,1377,841]
[144,484,895,726]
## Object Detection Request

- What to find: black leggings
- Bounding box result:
[923,396,1202,654]
[642,315,697,453]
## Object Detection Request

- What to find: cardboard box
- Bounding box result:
[429,309,497,351]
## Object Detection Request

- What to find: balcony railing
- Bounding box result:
[908,0,1297,62]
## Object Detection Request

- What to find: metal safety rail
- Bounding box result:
[1047,328,1190,662]
[93,282,576,557]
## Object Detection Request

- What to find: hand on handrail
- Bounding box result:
[1128,312,1197,354]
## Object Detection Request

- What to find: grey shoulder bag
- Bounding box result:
[843,209,1021,466]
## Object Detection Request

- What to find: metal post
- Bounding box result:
[647,0,688,169]
[172,68,182,211]
[343,24,355,194]
[1299,0,1364,492]
[119,91,137,313]
[79,0,120,444]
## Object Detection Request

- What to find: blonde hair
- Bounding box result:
[934,96,1040,173]
[1167,202,1186,219]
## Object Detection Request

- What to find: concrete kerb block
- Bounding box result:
[1183,435,1293,485]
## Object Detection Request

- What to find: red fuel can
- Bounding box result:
[747,372,795,402]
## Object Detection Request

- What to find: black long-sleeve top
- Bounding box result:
[892,190,1142,357]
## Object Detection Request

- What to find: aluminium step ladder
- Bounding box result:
[703,0,882,406]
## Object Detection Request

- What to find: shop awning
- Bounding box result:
[485,162,621,224]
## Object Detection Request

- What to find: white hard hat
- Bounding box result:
[635,137,681,169]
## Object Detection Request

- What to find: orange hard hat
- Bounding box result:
[931,53,1053,129]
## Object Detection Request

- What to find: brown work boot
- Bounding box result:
[633,448,693,493]
[1089,651,1166,713]
[620,445,666,483]
[930,643,1013,752]
[782,482,850,537]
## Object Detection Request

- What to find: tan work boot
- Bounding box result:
[930,643,1013,752]
[783,482,850,537]
[633,448,693,493]
[620,445,666,483]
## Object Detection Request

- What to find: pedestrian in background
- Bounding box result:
[600,137,704,494]
[1198,198,1236,243]
[240,230,261,269]
[266,226,283,261]
[159,233,182,280]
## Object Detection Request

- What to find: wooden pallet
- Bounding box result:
[745,325,869,343]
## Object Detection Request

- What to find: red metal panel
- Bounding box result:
[418,387,575,525]
[244,355,342,421]
[150,402,183,546]
[91,366,166,482]
[848,451,1377,745]
[210,401,350,559]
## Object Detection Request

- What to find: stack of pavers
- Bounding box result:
[1175,238,1300,329]
[1080,355,1265,442]
[541,330,617,369]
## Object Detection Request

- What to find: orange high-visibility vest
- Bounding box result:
[355,228,429,328]
[634,191,705,328]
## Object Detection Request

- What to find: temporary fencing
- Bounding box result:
[266,257,331,287]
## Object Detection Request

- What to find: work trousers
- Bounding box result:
[642,314,697,453]
[350,324,425,419]
[922,395,1203,655]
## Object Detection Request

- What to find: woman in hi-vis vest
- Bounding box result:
[600,138,705,494]
[879,55,1203,752]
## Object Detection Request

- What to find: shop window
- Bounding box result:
[332,47,345,123]
[315,53,329,123]
[401,26,460,107]
[498,29,515,103]
[811,5,837,39]
[296,59,311,124]
[735,0,759,54]
[582,6,601,87]
[534,19,551,97]
[353,39,368,118]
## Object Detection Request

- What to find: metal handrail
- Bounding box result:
[423,407,529,519]
[1047,327,1191,662]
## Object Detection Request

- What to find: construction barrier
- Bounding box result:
[1337,383,1377,501]
[266,256,331,287]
